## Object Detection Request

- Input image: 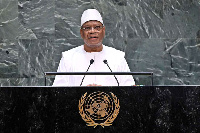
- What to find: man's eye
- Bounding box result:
[95,26,101,30]
[85,27,91,30]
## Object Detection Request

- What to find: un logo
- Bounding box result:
[78,91,120,128]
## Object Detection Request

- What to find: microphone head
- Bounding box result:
[90,59,94,64]
[103,60,107,64]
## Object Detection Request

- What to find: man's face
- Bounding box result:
[80,20,105,47]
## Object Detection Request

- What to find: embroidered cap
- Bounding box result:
[81,9,103,26]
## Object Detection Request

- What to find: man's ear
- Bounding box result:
[80,29,83,39]
[103,26,106,37]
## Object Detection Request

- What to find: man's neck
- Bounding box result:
[84,44,103,52]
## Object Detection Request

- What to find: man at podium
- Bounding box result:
[53,9,135,86]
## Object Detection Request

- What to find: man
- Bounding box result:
[53,9,135,86]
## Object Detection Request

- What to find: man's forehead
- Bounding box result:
[82,20,103,26]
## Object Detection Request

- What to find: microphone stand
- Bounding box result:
[103,60,119,86]
[80,59,94,86]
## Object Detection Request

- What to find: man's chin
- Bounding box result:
[85,42,102,48]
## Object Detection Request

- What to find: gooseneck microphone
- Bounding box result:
[103,60,119,86]
[80,59,94,86]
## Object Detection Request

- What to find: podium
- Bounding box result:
[0,86,200,132]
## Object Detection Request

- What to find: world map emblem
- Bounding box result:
[78,91,120,128]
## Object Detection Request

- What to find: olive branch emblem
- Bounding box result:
[78,92,120,128]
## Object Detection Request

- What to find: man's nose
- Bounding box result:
[89,27,96,32]
[89,27,96,34]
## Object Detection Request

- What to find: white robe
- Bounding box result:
[52,45,135,86]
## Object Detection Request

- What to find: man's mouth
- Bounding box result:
[89,36,98,39]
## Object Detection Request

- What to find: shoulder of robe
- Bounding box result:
[62,45,83,58]
[103,45,125,58]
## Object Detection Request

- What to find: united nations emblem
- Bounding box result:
[78,91,120,128]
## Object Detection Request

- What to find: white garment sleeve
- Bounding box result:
[52,55,70,86]
[117,57,135,86]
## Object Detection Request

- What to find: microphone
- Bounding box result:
[80,59,94,86]
[103,60,119,86]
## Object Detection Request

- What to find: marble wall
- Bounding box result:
[0,0,200,86]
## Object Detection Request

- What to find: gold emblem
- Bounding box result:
[78,91,120,128]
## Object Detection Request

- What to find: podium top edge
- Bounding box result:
[44,72,153,76]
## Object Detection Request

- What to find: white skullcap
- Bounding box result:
[81,9,103,26]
